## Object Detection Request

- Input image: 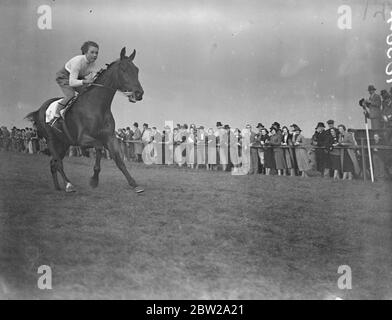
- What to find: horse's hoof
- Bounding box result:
[134,186,144,194]
[89,177,99,188]
[65,182,76,193]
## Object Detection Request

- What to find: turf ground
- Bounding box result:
[0,151,391,299]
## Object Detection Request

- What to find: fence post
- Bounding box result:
[361,138,366,182]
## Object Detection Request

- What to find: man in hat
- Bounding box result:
[132,122,143,162]
[218,124,231,171]
[215,122,223,134]
[195,126,207,168]
[214,122,224,168]
[363,85,382,129]
[163,125,174,165]
[289,124,300,173]
[311,122,332,177]
[326,119,336,131]
[244,124,259,174]
[326,119,339,139]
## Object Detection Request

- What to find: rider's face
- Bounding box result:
[85,46,99,63]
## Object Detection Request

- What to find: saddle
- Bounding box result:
[59,95,78,118]
[47,95,80,144]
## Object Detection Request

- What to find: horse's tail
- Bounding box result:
[25,109,45,138]
[25,98,61,139]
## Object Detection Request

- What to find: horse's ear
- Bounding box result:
[120,47,126,60]
[129,49,136,61]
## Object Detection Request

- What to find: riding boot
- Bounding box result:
[56,102,67,119]
[49,116,61,127]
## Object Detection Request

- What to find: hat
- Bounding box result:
[143,123,148,127]
[293,126,302,132]
[270,125,278,132]
[381,89,388,96]
[224,124,230,130]
[256,123,264,128]
[216,121,222,127]
[326,119,334,125]
[368,85,376,92]
[272,121,280,128]
[315,122,325,129]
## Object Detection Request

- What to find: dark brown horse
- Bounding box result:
[26,47,145,193]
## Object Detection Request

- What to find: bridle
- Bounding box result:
[89,83,135,100]
[87,64,135,98]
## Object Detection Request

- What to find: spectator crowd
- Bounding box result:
[1,85,391,181]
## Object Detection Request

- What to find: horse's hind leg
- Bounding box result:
[47,138,61,190]
[57,159,75,192]
[90,147,102,188]
[57,148,75,193]
[48,139,75,192]
[50,158,61,191]
[106,136,144,193]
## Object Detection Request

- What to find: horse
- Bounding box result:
[26,47,145,193]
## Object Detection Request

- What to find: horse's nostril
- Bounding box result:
[135,91,144,100]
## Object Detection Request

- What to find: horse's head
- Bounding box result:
[113,47,144,103]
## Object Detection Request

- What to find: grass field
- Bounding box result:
[0,150,392,300]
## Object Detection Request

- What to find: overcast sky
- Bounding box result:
[0,0,389,136]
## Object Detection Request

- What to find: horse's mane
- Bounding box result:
[92,60,118,84]
[81,59,119,94]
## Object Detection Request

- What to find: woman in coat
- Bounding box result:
[328,128,341,180]
[207,128,217,170]
[261,129,274,175]
[292,126,311,177]
[281,126,295,176]
[186,126,196,169]
[338,125,360,180]
[174,127,186,167]
[269,126,286,175]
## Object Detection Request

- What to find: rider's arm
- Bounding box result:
[66,57,87,87]
[68,64,84,87]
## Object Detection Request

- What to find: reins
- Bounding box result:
[88,83,117,92]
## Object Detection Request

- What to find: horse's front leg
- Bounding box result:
[106,135,144,193]
[90,147,102,188]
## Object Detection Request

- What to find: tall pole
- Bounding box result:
[364,114,375,183]
[361,138,366,182]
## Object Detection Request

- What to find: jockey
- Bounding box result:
[50,41,100,125]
